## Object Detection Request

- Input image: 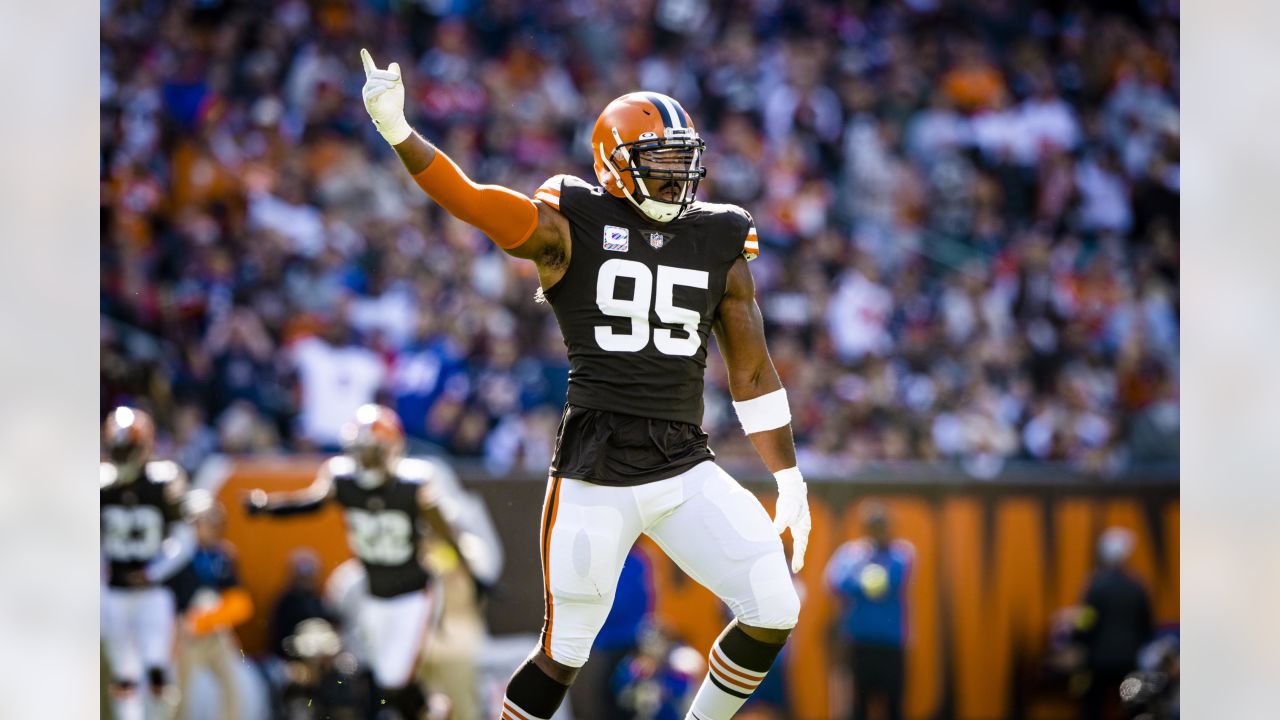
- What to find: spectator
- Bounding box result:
[172,493,254,720]
[290,320,386,449]
[269,550,333,660]
[1074,527,1155,720]
[100,0,1178,476]
[825,502,914,720]
[610,624,703,720]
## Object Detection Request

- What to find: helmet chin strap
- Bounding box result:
[634,196,684,223]
[599,138,687,224]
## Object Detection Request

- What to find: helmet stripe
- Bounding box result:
[641,92,682,130]
[673,100,691,128]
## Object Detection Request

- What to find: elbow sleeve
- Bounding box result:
[412,151,539,250]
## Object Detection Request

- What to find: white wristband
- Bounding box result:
[732,388,791,435]
[773,466,805,492]
[376,115,414,146]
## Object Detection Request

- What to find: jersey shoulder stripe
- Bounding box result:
[726,205,760,261]
[535,174,598,211]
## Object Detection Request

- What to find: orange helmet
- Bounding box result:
[340,404,405,473]
[103,406,155,466]
[592,92,706,223]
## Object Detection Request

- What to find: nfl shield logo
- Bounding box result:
[603,225,629,252]
[648,232,670,249]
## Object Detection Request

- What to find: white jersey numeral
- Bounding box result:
[102,505,166,561]
[653,265,709,356]
[594,259,709,355]
[344,508,414,565]
[595,258,653,352]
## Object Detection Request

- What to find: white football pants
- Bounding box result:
[101,586,176,683]
[357,587,437,688]
[538,461,799,667]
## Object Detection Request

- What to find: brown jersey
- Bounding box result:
[536,174,758,485]
[100,460,186,587]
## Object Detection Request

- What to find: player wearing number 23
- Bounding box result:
[101,406,195,720]
[361,48,810,720]
[244,403,472,720]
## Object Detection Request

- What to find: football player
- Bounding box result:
[360,50,811,720]
[245,403,476,720]
[100,406,195,720]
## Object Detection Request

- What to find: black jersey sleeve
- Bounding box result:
[147,460,189,523]
[725,205,759,262]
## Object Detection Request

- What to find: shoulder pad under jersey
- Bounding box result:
[533,174,600,212]
[393,457,435,484]
[144,460,182,484]
[100,462,118,489]
[326,455,358,479]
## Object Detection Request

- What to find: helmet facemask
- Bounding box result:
[349,443,391,488]
[604,127,706,223]
[340,412,403,489]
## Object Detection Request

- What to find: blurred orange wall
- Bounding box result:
[217,459,1178,720]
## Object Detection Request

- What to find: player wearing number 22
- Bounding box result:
[244,404,471,720]
[101,407,195,720]
[361,48,810,720]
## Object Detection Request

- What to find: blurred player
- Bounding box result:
[100,406,195,720]
[245,403,477,720]
[360,51,810,720]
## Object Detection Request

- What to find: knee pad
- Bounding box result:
[146,666,168,693]
[740,557,801,630]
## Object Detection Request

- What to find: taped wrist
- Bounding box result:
[412,151,539,250]
[732,388,791,435]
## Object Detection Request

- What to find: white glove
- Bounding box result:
[772,467,811,573]
[360,48,413,146]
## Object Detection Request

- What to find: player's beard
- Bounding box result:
[659,180,681,202]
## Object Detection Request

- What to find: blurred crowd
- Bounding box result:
[101,0,1179,478]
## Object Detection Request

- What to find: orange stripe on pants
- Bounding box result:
[540,476,563,658]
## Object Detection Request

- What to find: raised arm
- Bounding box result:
[245,464,335,518]
[713,256,811,572]
[359,49,570,278]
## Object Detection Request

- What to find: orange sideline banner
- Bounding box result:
[215,458,1177,720]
